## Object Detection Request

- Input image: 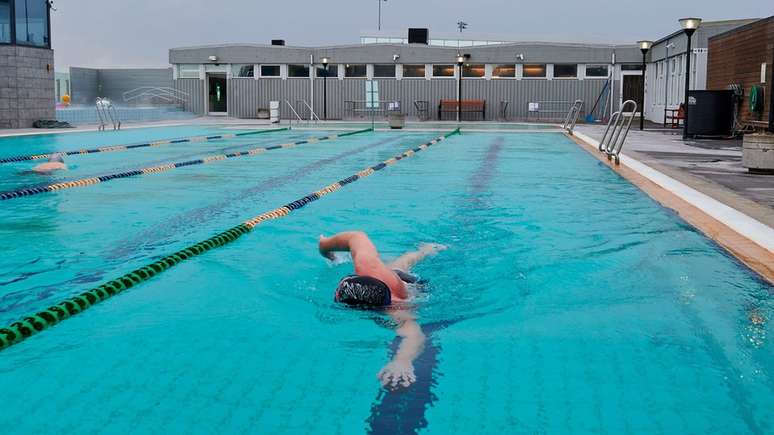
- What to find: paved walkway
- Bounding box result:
[575,124,774,229]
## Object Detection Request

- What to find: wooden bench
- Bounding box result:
[438,100,486,121]
[665,104,685,129]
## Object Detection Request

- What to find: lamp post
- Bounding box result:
[637,40,653,130]
[679,17,701,140]
[377,0,387,31]
[321,57,329,120]
[457,54,465,122]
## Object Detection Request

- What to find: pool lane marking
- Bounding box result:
[0,129,460,352]
[0,128,287,164]
[0,130,369,201]
[568,131,774,284]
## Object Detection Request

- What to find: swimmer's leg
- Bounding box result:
[387,243,447,272]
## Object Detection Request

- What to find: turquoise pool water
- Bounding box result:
[0,127,771,434]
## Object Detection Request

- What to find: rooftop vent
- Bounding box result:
[271,39,285,46]
[408,28,429,45]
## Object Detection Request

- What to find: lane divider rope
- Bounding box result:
[0,129,372,201]
[0,129,460,352]
[0,128,288,164]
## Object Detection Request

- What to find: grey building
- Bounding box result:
[169,39,643,121]
[0,0,54,128]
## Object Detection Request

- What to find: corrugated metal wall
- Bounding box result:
[174,79,206,114]
[69,67,99,105]
[182,77,617,121]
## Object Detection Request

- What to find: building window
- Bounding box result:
[492,64,516,78]
[15,0,49,47]
[621,64,643,71]
[523,64,547,78]
[345,64,367,78]
[260,65,281,77]
[463,64,485,78]
[0,0,10,43]
[373,64,396,78]
[403,64,425,78]
[288,64,310,78]
[232,64,255,78]
[315,65,338,78]
[432,64,455,78]
[553,64,578,78]
[585,64,609,78]
[178,64,200,79]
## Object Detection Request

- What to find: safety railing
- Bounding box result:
[562,100,584,134]
[296,100,321,123]
[96,98,121,131]
[285,100,304,125]
[598,99,638,164]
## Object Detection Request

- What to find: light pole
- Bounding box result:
[679,17,701,140]
[663,42,674,126]
[378,0,387,31]
[457,54,465,123]
[321,57,329,120]
[637,40,653,130]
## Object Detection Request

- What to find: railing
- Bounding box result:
[296,100,321,123]
[562,100,584,134]
[95,98,121,131]
[122,87,189,105]
[344,100,401,119]
[414,100,430,121]
[499,101,510,122]
[598,99,638,164]
[528,100,581,122]
[285,100,304,125]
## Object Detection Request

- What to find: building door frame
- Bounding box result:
[206,73,228,116]
[619,70,644,116]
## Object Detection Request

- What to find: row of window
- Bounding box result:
[0,0,50,47]
[181,63,612,80]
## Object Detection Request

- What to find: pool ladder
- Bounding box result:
[598,99,637,164]
[562,100,584,134]
[96,98,121,131]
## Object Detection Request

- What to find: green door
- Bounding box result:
[208,75,228,113]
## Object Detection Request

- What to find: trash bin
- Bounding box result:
[388,113,405,129]
[270,101,280,124]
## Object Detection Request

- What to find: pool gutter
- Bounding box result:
[568,131,774,285]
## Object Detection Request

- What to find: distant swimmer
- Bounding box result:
[318,230,446,388]
[31,153,67,174]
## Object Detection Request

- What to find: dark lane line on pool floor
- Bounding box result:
[366,137,505,435]
[0,129,372,201]
[0,128,286,164]
[0,130,460,352]
[106,134,421,260]
[0,134,413,317]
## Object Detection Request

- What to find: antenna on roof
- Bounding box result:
[457,21,468,33]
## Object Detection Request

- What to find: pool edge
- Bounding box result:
[567,131,774,285]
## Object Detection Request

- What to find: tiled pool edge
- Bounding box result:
[568,131,774,285]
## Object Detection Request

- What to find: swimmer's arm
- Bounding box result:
[391,310,425,364]
[318,232,378,260]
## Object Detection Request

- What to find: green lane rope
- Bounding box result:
[0,129,372,201]
[0,129,461,352]
[0,128,288,164]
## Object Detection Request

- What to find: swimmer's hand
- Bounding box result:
[378,359,416,390]
[418,242,448,256]
[318,235,336,261]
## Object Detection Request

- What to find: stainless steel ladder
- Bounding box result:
[598,99,637,164]
[562,100,584,134]
[96,98,121,131]
[297,100,321,123]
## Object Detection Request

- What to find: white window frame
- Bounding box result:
[553,64,578,80]
[287,64,311,79]
[258,64,282,79]
[522,64,548,80]
[584,64,610,79]
[462,64,486,79]
[431,64,456,79]
[178,64,201,79]
[401,64,427,79]
[231,64,256,79]
[491,64,518,80]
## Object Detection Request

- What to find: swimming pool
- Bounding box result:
[0,126,771,434]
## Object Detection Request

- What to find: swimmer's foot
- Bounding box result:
[377,359,417,390]
[418,242,448,256]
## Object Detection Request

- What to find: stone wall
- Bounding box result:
[0,45,55,129]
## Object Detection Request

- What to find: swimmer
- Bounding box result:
[31,153,67,174]
[318,231,446,388]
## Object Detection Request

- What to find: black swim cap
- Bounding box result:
[335,275,391,307]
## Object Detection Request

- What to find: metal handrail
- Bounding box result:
[123,87,189,104]
[96,98,121,131]
[599,99,637,164]
[297,100,321,123]
[285,100,303,125]
[562,100,584,134]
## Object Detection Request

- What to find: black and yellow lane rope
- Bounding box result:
[0,129,372,201]
[0,129,460,352]
[0,128,288,164]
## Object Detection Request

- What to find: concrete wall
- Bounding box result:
[0,45,55,129]
[70,67,174,105]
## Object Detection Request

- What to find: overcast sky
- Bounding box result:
[52,0,770,70]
